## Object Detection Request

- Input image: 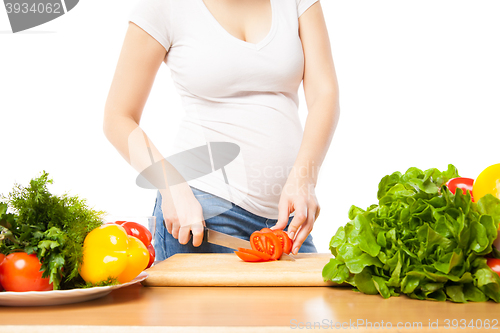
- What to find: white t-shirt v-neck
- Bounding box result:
[129,0,319,219]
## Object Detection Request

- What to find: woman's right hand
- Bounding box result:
[160,184,205,247]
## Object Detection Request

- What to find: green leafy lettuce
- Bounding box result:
[0,172,105,290]
[323,164,500,302]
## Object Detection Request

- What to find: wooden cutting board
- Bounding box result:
[142,253,340,287]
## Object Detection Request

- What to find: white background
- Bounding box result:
[1,0,499,253]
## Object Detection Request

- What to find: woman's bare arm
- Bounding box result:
[103,23,205,246]
[274,1,340,254]
[104,22,165,167]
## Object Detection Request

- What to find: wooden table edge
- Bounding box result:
[0,325,453,333]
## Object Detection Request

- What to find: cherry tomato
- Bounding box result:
[146,244,155,268]
[272,229,293,255]
[473,164,500,202]
[120,221,153,247]
[250,231,283,261]
[487,258,500,277]
[0,252,53,292]
[446,177,474,201]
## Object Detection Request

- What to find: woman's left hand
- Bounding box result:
[272,175,320,255]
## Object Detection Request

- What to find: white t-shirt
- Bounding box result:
[129,0,319,219]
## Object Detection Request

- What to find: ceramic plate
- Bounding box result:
[0,272,148,307]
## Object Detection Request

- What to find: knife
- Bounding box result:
[196,227,296,261]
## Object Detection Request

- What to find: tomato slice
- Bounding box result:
[235,250,264,262]
[487,258,500,277]
[238,248,271,261]
[250,231,283,260]
[446,177,474,201]
[260,228,273,233]
[272,229,293,255]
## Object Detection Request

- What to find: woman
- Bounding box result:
[103,0,339,261]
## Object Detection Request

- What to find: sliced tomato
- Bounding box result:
[260,228,273,233]
[487,258,500,277]
[238,248,271,261]
[250,231,283,261]
[272,229,293,255]
[446,177,474,201]
[235,250,264,262]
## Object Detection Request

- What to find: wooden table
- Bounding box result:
[0,283,499,332]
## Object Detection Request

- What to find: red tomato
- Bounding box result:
[0,253,4,291]
[260,228,273,233]
[487,258,500,277]
[250,231,283,261]
[0,252,53,292]
[146,244,155,268]
[272,230,293,255]
[120,221,152,247]
[446,177,474,201]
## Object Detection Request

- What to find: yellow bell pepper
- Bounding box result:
[473,163,500,201]
[79,224,149,284]
[117,235,150,284]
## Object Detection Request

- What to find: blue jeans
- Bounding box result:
[152,187,317,261]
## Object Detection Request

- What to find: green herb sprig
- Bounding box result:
[0,171,105,290]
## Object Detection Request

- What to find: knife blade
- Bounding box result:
[200,227,296,261]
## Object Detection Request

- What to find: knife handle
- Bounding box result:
[189,226,209,243]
